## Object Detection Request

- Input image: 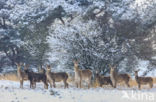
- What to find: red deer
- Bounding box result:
[73,60,92,88]
[95,71,113,87]
[109,65,130,88]
[134,70,153,89]
[16,63,28,88]
[46,65,68,88]
[24,64,48,89]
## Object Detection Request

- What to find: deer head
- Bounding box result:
[24,64,29,70]
[134,69,140,76]
[15,62,22,70]
[46,65,51,71]
[73,60,79,68]
[109,64,116,73]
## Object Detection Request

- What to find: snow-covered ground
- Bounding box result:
[0,80,156,102]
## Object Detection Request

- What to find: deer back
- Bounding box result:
[135,71,153,84]
[95,73,112,86]
[138,77,153,84]
[51,72,68,82]
[117,73,130,82]
[81,69,92,80]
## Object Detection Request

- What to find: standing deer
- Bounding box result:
[73,60,92,88]
[46,65,69,88]
[95,71,113,87]
[134,70,153,89]
[24,64,48,89]
[16,63,28,88]
[109,65,130,88]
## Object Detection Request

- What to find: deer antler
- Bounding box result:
[73,59,79,64]
[109,64,112,69]
[15,62,18,66]
[113,65,117,69]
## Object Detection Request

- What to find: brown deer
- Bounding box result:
[16,63,28,88]
[134,70,153,89]
[73,60,92,88]
[95,71,113,87]
[24,64,48,89]
[109,65,130,88]
[46,65,69,88]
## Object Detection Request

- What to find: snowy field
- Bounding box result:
[0,80,156,102]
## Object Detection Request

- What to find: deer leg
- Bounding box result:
[43,80,48,89]
[20,80,23,88]
[76,82,78,88]
[149,83,153,88]
[32,78,36,89]
[110,81,113,87]
[30,82,31,88]
[66,80,69,88]
[48,80,53,88]
[53,79,56,88]
[32,79,36,89]
[45,79,49,89]
[30,80,33,88]
[88,80,91,89]
[63,79,68,88]
[63,80,66,89]
[114,81,117,88]
[100,83,102,87]
[33,82,36,89]
[79,80,81,88]
[112,80,116,88]
[48,79,53,88]
[50,83,53,88]
[88,83,90,89]
[66,82,69,88]
[138,84,141,90]
[125,81,130,87]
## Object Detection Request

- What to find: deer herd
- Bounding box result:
[15,60,154,90]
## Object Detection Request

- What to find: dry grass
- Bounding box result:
[129,79,137,87]
[0,73,19,81]
[153,77,156,84]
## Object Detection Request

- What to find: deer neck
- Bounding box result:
[74,66,80,72]
[46,69,51,75]
[17,67,22,76]
[111,71,117,77]
[17,66,21,71]
[135,74,138,80]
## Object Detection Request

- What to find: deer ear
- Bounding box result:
[47,65,50,68]
[113,65,117,69]
[134,69,139,72]
[73,60,75,63]
[25,64,29,69]
[73,60,78,64]
[109,64,112,69]
[15,62,18,65]
[19,62,23,66]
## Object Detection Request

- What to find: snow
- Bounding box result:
[0,80,156,102]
